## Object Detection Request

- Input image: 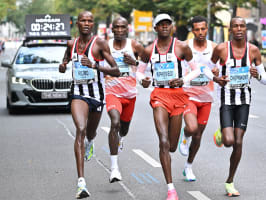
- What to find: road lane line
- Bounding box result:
[139,173,152,183]
[249,114,259,119]
[131,173,144,184]
[145,172,160,183]
[188,191,212,200]
[101,126,110,133]
[58,120,137,200]
[56,119,75,140]
[132,149,161,168]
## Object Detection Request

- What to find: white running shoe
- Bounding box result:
[76,178,90,199]
[109,168,122,183]
[84,140,94,161]
[178,128,191,156]
[118,137,124,153]
[183,167,196,182]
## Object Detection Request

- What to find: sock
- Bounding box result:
[110,155,118,170]
[78,177,86,187]
[167,183,175,191]
[185,161,192,169]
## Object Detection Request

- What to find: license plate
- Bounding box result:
[41,92,68,99]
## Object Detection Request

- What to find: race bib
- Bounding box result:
[190,66,209,86]
[114,57,130,77]
[73,61,97,84]
[228,66,249,89]
[154,62,176,86]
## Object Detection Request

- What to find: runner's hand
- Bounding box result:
[250,66,258,78]
[81,55,93,68]
[59,61,67,73]
[141,77,151,88]
[213,75,229,87]
[169,78,183,87]
[123,52,137,66]
[212,67,219,76]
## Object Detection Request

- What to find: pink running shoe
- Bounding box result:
[166,189,179,200]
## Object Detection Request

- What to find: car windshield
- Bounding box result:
[15,46,65,64]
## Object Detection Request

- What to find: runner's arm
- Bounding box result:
[95,38,120,77]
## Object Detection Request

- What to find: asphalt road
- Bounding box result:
[0,48,266,200]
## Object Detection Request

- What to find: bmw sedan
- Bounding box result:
[1,41,72,114]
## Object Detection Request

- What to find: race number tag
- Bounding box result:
[154,62,176,86]
[114,57,130,77]
[73,55,97,84]
[190,66,209,86]
[228,66,249,89]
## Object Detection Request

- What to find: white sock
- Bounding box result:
[110,155,118,170]
[185,161,192,169]
[167,183,175,191]
[78,177,86,187]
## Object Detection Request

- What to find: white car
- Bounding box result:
[2,41,72,114]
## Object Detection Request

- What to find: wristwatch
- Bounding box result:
[135,60,139,66]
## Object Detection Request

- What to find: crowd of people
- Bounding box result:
[59,10,266,200]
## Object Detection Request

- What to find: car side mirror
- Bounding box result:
[1,59,12,68]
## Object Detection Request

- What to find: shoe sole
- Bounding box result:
[226,192,240,197]
[76,191,90,199]
[183,170,196,182]
[109,177,122,183]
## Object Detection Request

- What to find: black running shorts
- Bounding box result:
[220,104,250,131]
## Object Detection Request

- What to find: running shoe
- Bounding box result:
[213,128,223,147]
[178,128,191,156]
[84,140,94,161]
[166,189,179,200]
[183,167,196,182]
[225,182,240,197]
[118,136,124,153]
[109,168,122,183]
[76,186,90,199]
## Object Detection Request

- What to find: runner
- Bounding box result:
[211,16,266,197]
[137,13,225,200]
[178,16,219,181]
[59,11,120,199]
[105,17,146,183]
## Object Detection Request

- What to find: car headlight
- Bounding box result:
[11,77,27,84]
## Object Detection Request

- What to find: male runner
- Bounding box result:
[105,17,145,183]
[178,16,218,181]
[211,16,266,197]
[137,13,228,200]
[59,11,120,199]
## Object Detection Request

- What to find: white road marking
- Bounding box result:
[57,121,137,199]
[249,114,259,119]
[132,149,161,168]
[101,126,110,133]
[188,191,212,200]
[56,119,75,140]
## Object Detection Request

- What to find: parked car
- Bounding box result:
[1,41,72,114]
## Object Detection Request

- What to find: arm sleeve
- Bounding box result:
[183,60,201,84]
[136,61,148,83]
[256,63,266,85]
[203,66,214,80]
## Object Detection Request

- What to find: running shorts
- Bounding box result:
[150,87,189,117]
[183,100,212,125]
[71,95,104,112]
[220,104,250,131]
[106,94,136,122]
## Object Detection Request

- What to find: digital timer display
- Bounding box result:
[25,14,71,39]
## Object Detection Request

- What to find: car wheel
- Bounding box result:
[6,97,17,114]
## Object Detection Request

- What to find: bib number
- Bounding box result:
[228,66,249,89]
[154,62,176,86]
